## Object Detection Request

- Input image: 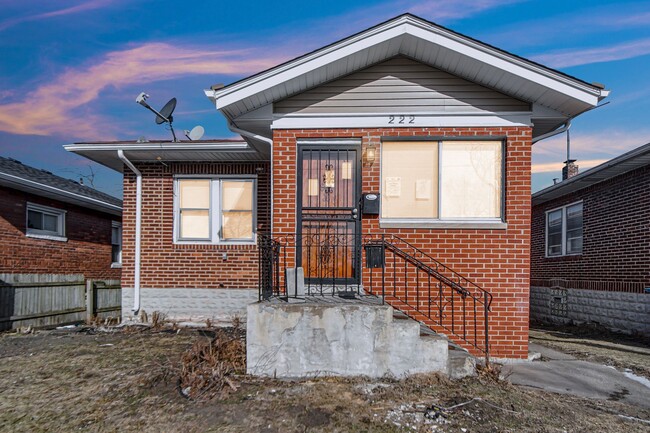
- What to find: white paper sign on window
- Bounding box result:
[415,179,431,200]
[385,177,401,197]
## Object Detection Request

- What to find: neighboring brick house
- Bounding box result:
[67,14,608,359]
[531,143,650,336]
[0,156,122,279]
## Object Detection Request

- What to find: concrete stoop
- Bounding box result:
[246,301,476,378]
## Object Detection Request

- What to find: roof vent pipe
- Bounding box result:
[117,150,142,313]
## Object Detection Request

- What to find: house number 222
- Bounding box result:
[388,115,415,124]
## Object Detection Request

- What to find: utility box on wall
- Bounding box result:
[364,244,385,268]
[362,193,380,215]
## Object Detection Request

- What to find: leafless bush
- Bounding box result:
[177,325,246,401]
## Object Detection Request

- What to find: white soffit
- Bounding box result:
[208,14,607,122]
[64,141,263,173]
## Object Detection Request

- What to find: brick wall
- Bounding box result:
[531,164,650,293]
[121,161,270,289]
[0,186,121,279]
[273,127,532,359]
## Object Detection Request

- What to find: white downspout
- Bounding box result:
[228,121,274,234]
[118,150,142,313]
[531,119,571,144]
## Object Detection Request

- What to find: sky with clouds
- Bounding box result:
[1,0,649,198]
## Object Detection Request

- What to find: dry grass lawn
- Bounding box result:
[0,326,649,433]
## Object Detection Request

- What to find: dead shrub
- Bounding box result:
[177,326,246,401]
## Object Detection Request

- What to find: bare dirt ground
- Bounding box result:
[1,325,649,433]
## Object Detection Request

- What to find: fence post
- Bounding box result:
[86,279,95,322]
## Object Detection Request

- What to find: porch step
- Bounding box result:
[248,302,451,378]
[393,309,477,379]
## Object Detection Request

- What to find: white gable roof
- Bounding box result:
[206,14,608,139]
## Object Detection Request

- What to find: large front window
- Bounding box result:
[381,140,503,222]
[546,202,583,256]
[175,177,256,243]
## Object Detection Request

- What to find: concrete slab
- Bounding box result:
[528,342,576,360]
[247,302,448,378]
[502,359,650,408]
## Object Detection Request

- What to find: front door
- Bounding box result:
[297,142,362,286]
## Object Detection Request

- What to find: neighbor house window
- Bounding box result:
[26,203,66,239]
[111,222,122,265]
[175,177,256,243]
[381,140,502,222]
[546,202,583,256]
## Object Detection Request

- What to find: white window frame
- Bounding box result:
[173,175,257,245]
[111,221,122,267]
[379,139,506,229]
[26,202,67,241]
[545,200,583,257]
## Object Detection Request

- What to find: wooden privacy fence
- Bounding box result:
[0,274,121,331]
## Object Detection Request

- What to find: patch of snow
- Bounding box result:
[623,369,650,390]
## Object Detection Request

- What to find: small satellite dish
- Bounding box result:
[185,125,205,141]
[156,98,177,124]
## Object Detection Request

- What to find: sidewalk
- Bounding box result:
[501,330,650,409]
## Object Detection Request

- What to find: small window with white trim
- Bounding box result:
[26,203,65,238]
[111,222,122,265]
[174,177,256,244]
[546,201,583,256]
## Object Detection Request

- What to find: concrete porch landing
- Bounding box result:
[247,301,462,378]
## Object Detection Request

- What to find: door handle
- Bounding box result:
[352,208,358,219]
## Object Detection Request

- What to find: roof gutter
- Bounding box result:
[0,172,122,215]
[531,119,571,144]
[117,150,142,314]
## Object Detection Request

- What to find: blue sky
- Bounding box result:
[1,0,649,198]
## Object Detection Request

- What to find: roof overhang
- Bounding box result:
[206,14,608,140]
[532,142,650,206]
[0,172,122,216]
[64,140,265,173]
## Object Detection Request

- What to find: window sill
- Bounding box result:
[173,240,257,246]
[545,253,582,259]
[26,233,68,242]
[379,219,507,230]
[111,263,122,268]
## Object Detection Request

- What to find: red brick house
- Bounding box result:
[531,144,650,336]
[0,156,122,279]
[67,14,608,360]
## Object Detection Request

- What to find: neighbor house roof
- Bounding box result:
[206,13,608,141]
[532,142,650,206]
[64,139,263,173]
[0,156,122,216]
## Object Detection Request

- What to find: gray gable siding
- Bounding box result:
[274,56,531,115]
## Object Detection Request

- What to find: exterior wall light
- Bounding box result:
[364,143,376,165]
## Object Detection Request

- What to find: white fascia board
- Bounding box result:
[0,172,122,215]
[406,25,601,106]
[213,16,604,112]
[64,142,249,152]
[271,112,532,130]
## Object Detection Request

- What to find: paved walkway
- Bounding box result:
[501,342,650,408]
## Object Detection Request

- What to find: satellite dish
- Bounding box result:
[187,125,204,141]
[156,98,176,124]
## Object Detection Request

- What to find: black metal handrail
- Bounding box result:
[258,232,362,298]
[364,234,491,356]
[257,232,492,356]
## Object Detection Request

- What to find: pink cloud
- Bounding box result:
[0,43,285,139]
[0,0,117,32]
[531,159,609,174]
[406,0,524,20]
[531,38,650,68]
